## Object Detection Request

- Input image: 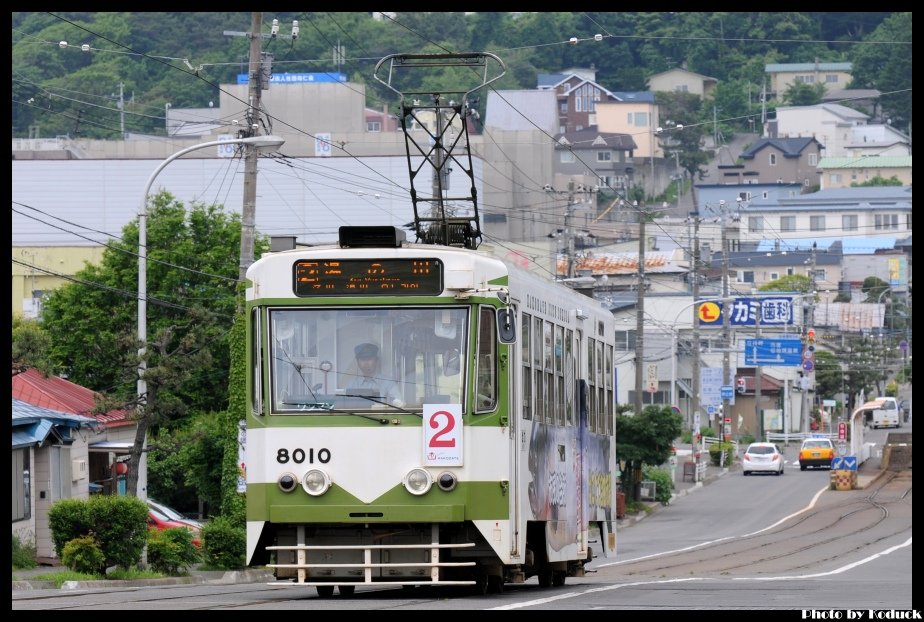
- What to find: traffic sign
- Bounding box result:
[745,338,803,366]
[842,456,858,471]
[831,457,844,470]
[838,421,847,441]
[720,385,734,399]
[802,359,814,372]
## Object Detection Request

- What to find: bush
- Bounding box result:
[201,516,246,570]
[61,535,106,575]
[739,433,756,446]
[48,495,149,571]
[709,442,735,466]
[147,527,201,575]
[12,532,37,569]
[642,466,674,505]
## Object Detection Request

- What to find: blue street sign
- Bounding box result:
[831,457,844,470]
[842,456,858,471]
[698,297,795,327]
[803,359,815,372]
[720,385,734,399]
[744,338,803,366]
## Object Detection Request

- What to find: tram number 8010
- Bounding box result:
[276,448,332,464]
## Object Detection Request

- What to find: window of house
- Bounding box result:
[674,84,689,92]
[769,272,780,281]
[597,151,612,162]
[366,121,381,132]
[769,153,777,166]
[12,449,31,522]
[748,216,764,233]
[628,111,648,127]
[739,271,755,283]
[780,215,796,232]
[560,151,575,163]
[830,173,842,184]
[599,175,612,188]
[560,102,568,114]
[875,214,899,230]
[810,215,826,231]
[809,153,818,166]
[826,74,839,83]
[842,214,858,231]
[804,178,811,187]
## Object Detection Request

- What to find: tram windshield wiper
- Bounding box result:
[339,393,421,417]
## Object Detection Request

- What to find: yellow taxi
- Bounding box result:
[798,437,836,471]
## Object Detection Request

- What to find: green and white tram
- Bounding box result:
[245,226,618,596]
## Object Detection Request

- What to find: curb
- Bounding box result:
[13,568,274,592]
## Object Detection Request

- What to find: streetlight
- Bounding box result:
[137,135,285,403]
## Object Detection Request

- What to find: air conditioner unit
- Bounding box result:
[72,459,87,482]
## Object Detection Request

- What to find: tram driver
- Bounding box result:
[346,342,404,407]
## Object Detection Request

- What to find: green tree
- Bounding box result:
[758,273,813,294]
[850,12,912,132]
[782,81,826,106]
[852,175,903,187]
[12,317,56,375]
[615,405,682,501]
[39,191,264,496]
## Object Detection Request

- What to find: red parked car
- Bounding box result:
[147,507,202,547]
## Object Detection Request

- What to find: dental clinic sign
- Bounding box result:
[698,297,795,327]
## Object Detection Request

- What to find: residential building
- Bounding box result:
[775,103,911,158]
[819,156,912,190]
[648,68,718,99]
[12,398,97,560]
[764,62,853,99]
[537,67,620,133]
[553,128,636,194]
[733,137,825,189]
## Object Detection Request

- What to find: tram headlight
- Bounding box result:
[403,468,433,495]
[302,469,332,496]
[278,472,299,493]
[437,471,457,492]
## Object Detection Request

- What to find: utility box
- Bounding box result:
[616,492,626,518]
[638,480,657,501]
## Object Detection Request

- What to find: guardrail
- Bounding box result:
[766,432,836,445]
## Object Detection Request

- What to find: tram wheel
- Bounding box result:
[316,585,335,598]
[488,574,504,594]
[338,585,355,596]
[552,571,566,587]
[537,567,553,588]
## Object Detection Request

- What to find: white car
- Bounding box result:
[742,442,785,476]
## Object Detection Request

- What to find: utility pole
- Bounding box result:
[691,211,702,427]
[802,243,818,434]
[239,11,264,283]
[634,201,646,415]
[720,202,731,466]
[564,179,576,278]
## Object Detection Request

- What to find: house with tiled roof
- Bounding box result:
[764,62,853,99]
[728,137,825,189]
[818,156,912,190]
[553,129,637,193]
[11,369,145,559]
[648,68,718,99]
[11,398,98,559]
[775,103,912,158]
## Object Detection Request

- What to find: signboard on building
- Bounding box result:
[698,297,795,327]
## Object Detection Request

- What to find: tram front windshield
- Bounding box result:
[269,307,468,413]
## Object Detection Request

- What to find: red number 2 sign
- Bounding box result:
[423,404,462,466]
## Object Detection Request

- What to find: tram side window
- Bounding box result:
[605,344,614,435]
[544,321,554,424]
[522,313,532,420]
[565,329,574,426]
[534,316,544,422]
[596,341,605,433]
[251,308,263,416]
[553,325,562,425]
[475,306,497,412]
[587,338,597,432]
